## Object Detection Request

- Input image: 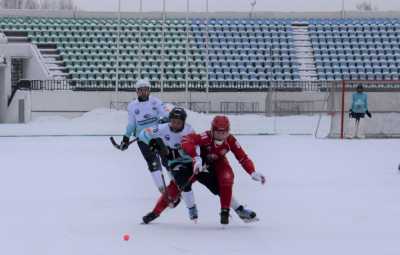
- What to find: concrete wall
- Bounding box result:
[0,43,51,123]
[26,90,400,120]
[6,90,31,123]
[0,59,8,122]
[24,45,51,80]
[0,43,50,80]
[29,91,270,118]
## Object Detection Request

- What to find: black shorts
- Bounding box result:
[170,163,194,192]
[137,140,162,172]
[197,170,220,196]
[351,112,365,120]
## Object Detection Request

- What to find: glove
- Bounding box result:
[366,110,372,118]
[193,156,203,174]
[120,136,130,151]
[149,138,169,157]
[159,116,169,124]
[251,171,266,185]
[349,109,353,119]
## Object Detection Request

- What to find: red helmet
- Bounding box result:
[211,115,230,132]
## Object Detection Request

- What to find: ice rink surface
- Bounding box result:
[1,134,400,255]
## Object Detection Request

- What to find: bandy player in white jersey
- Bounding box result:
[138,107,200,222]
[119,78,170,193]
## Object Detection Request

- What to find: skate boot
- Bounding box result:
[188,205,198,222]
[142,211,159,224]
[220,208,230,225]
[234,205,259,223]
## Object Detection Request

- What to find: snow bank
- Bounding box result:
[0,108,331,137]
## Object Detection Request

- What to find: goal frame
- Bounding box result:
[335,80,400,139]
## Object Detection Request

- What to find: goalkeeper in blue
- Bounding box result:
[348,84,372,139]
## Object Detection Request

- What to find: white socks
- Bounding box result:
[230,197,241,211]
[151,170,165,191]
[182,190,196,208]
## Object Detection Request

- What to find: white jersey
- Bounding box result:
[156,123,194,150]
[139,123,195,167]
[125,96,169,138]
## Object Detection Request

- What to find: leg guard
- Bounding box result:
[215,159,234,209]
[152,181,180,215]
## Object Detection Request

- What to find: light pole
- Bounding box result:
[161,0,166,95]
[138,0,143,79]
[113,0,121,106]
[115,0,121,93]
[249,0,256,19]
[341,0,345,18]
[185,0,189,109]
[205,0,209,113]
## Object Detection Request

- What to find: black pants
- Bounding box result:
[137,140,161,172]
[197,170,220,196]
[170,161,220,195]
[170,163,194,192]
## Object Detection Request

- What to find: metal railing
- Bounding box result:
[19,79,400,92]
[220,101,260,114]
[21,79,341,92]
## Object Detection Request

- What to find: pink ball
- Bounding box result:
[123,234,130,241]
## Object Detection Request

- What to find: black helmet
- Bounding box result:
[169,107,187,122]
[357,84,364,90]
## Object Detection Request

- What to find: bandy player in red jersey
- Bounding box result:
[181,115,266,224]
[142,115,265,225]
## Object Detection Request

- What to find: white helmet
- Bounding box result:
[134,78,151,89]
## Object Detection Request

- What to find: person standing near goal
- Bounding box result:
[119,78,170,193]
[348,84,372,139]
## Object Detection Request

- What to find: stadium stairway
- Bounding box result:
[2,30,67,79]
[36,44,68,80]
[291,23,317,80]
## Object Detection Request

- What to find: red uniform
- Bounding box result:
[150,130,255,216]
[181,130,255,209]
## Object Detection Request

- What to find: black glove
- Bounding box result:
[149,138,169,157]
[349,109,353,118]
[120,136,130,151]
[366,111,372,118]
[158,116,170,124]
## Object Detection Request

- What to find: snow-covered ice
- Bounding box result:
[1,109,400,255]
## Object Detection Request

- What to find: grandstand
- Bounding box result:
[1,10,400,136]
[1,11,399,87]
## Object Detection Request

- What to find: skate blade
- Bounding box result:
[243,217,260,223]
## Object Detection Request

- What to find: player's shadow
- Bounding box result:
[140,221,256,232]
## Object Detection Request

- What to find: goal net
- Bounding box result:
[327,80,400,139]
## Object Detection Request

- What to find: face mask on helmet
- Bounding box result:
[135,79,151,101]
[136,87,150,101]
[213,130,229,143]
[211,116,230,142]
[169,107,187,133]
